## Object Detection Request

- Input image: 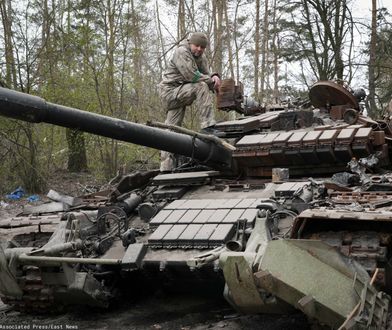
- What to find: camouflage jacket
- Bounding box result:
[160,40,214,88]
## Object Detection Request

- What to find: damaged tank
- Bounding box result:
[0,80,391,329]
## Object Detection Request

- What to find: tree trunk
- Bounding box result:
[155,0,167,71]
[254,0,260,98]
[333,0,345,81]
[66,0,88,173]
[271,0,279,103]
[0,0,17,88]
[260,0,269,103]
[177,0,185,40]
[223,0,234,78]
[233,1,241,82]
[368,0,377,117]
[212,0,223,73]
[66,129,88,172]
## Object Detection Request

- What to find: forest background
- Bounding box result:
[0,0,391,194]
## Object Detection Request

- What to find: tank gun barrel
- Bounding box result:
[0,87,232,170]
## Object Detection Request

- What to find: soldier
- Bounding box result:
[158,32,221,172]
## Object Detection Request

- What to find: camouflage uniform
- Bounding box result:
[158,40,217,171]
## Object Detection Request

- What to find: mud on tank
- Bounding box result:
[0,80,391,329]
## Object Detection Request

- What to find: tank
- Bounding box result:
[0,81,391,329]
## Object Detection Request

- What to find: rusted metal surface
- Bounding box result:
[233,124,387,175]
[216,78,244,112]
[330,191,392,205]
[309,80,359,110]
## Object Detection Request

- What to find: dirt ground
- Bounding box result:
[0,170,311,330]
[0,292,310,330]
[0,170,104,218]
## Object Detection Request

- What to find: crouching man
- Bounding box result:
[158,32,221,172]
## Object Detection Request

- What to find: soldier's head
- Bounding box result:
[188,32,208,57]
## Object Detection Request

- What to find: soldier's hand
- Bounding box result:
[211,75,221,94]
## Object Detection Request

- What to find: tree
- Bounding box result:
[177,0,185,40]
[367,0,377,117]
[260,0,269,101]
[281,0,354,86]
[253,0,260,98]
[0,0,17,88]
[212,0,224,74]
[271,0,279,102]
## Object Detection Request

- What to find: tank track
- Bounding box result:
[2,265,56,313]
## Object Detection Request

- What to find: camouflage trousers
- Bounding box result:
[158,81,216,171]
